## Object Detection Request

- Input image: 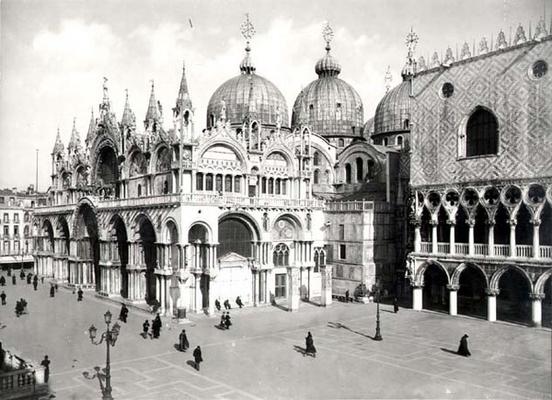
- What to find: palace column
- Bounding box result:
[414,223,421,252]
[532,219,540,259]
[447,285,459,316]
[486,288,499,322]
[412,284,423,311]
[468,219,475,256]
[287,267,300,311]
[530,293,544,327]
[509,219,517,257]
[487,221,495,257]
[320,264,332,307]
[431,220,438,254]
[193,273,202,313]
[449,221,456,255]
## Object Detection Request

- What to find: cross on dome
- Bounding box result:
[240,13,256,44]
[322,22,334,51]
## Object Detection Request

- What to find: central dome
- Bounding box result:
[206,46,289,129]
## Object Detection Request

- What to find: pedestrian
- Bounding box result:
[393,297,399,313]
[26,274,32,285]
[154,313,162,337]
[20,298,27,311]
[40,355,51,383]
[219,312,226,329]
[305,331,317,358]
[193,346,203,371]
[41,276,44,284]
[50,285,55,298]
[15,300,23,317]
[142,320,150,338]
[236,296,244,308]
[12,275,16,285]
[224,312,232,330]
[457,334,471,357]
[7,267,12,277]
[20,269,25,280]
[54,283,58,292]
[0,290,6,305]
[224,299,231,310]
[77,287,83,301]
[215,299,221,311]
[33,276,38,291]
[179,329,189,352]
[0,275,5,286]
[119,303,128,323]
[345,290,349,303]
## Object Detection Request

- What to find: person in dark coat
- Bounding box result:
[152,313,162,338]
[457,334,471,357]
[54,283,58,292]
[0,275,5,286]
[236,296,244,308]
[224,299,231,310]
[20,269,25,280]
[49,285,55,298]
[393,297,399,313]
[142,320,150,338]
[40,355,50,383]
[33,275,38,291]
[215,299,221,311]
[179,329,189,351]
[77,287,83,301]
[219,312,226,329]
[7,267,12,277]
[1,290,6,305]
[224,312,232,330]
[12,275,16,285]
[193,346,203,371]
[27,274,32,284]
[15,300,23,317]
[119,304,129,323]
[345,290,350,303]
[305,331,316,357]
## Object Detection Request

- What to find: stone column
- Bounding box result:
[509,220,516,257]
[412,285,423,311]
[307,266,311,301]
[287,267,300,311]
[320,265,332,306]
[447,285,459,316]
[530,293,544,327]
[207,275,216,315]
[487,221,495,257]
[160,275,166,314]
[431,220,438,254]
[449,221,456,255]
[486,288,499,322]
[532,220,540,259]
[414,224,421,252]
[194,273,202,313]
[468,220,475,256]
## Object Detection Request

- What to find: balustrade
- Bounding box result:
[454,243,469,255]
[420,242,432,253]
[417,240,552,260]
[540,246,552,258]
[474,243,488,256]
[515,245,533,258]
[494,244,510,257]
[437,242,450,254]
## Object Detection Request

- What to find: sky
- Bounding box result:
[0,0,547,191]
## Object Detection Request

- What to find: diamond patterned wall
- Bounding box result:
[410,38,552,187]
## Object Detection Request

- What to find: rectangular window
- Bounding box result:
[339,244,346,260]
[14,226,19,236]
[275,273,287,299]
[14,214,19,223]
[215,175,223,192]
[3,213,8,223]
[338,224,345,240]
[0,197,4,203]
[196,173,204,190]
[3,226,8,235]
[234,176,241,193]
[14,241,20,253]
[205,174,213,191]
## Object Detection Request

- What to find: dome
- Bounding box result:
[206,46,289,129]
[362,117,374,138]
[291,46,363,138]
[373,80,411,136]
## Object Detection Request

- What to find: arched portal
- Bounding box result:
[540,202,552,246]
[74,203,100,290]
[515,204,532,245]
[166,220,179,271]
[58,217,70,255]
[496,268,531,324]
[110,215,128,298]
[95,146,119,197]
[136,215,157,304]
[422,263,448,312]
[188,223,210,310]
[457,264,487,318]
[42,220,55,253]
[218,215,257,258]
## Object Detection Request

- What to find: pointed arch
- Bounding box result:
[490,265,533,292]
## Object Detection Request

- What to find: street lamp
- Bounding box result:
[374,282,383,341]
[87,310,121,400]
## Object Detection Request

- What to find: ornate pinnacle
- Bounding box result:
[405,27,419,58]
[240,13,256,46]
[384,66,392,93]
[322,22,334,51]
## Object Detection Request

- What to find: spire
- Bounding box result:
[175,61,193,113]
[315,22,341,77]
[68,117,82,153]
[401,27,419,79]
[384,66,393,93]
[52,128,64,155]
[239,13,256,74]
[121,89,136,128]
[100,77,111,114]
[86,107,95,145]
[144,80,161,129]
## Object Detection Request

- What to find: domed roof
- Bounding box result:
[291,44,363,138]
[362,117,374,138]
[373,80,410,136]
[206,46,289,129]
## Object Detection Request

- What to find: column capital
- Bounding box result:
[485,288,500,296]
[529,293,545,301]
[447,284,460,291]
[531,218,541,227]
[446,219,456,226]
[411,283,424,289]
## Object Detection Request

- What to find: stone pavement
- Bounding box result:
[0,271,550,399]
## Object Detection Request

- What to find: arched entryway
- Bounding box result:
[456,264,487,318]
[95,145,120,198]
[422,263,449,312]
[188,223,210,310]
[136,214,157,305]
[496,267,531,324]
[110,215,128,298]
[74,203,100,289]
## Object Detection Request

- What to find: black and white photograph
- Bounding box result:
[0,0,551,398]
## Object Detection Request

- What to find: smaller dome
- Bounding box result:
[315,48,341,77]
[362,117,374,138]
[373,81,411,136]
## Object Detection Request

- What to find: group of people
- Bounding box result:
[219,312,232,330]
[15,298,28,317]
[177,327,202,371]
[214,296,244,312]
[143,313,163,339]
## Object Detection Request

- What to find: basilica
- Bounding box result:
[33,17,552,327]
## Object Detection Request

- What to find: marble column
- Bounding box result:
[414,224,421,252]
[320,265,332,307]
[509,220,516,257]
[207,275,216,315]
[468,221,475,256]
[487,221,495,257]
[431,220,438,254]
[287,267,300,311]
[530,293,544,327]
[486,288,499,322]
[532,220,540,259]
[412,285,423,311]
[447,285,459,316]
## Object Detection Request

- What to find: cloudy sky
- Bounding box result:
[0,0,546,190]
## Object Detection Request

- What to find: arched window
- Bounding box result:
[196,173,204,190]
[224,175,232,192]
[356,157,363,182]
[336,103,342,119]
[216,174,223,192]
[466,108,498,157]
[268,178,274,194]
[313,152,320,166]
[137,184,142,197]
[403,119,409,129]
[309,104,314,121]
[338,138,344,147]
[206,174,213,191]
[163,180,169,194]
[281,180,287,195]
[234,176,241,193]
[262,177,267,194]
[273,243,290,266]
[383,137,389,146]
[275,178,281,195]
[314,251,319,273]
[345,164,352,184]
[396,136,403,146]
[313,169,320,184]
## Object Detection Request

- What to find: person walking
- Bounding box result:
[50,285,55,298]
[393,297,399,313]
[0,290,6,305]
[193,346,203,371]
[215,299,221,311]
[224,299,231,310]
[40,355,51,383]
[142,320,150,338]
[12,275,16,285]
[219,312,226,329]
[305,331,317,358]
[33,275,38,291]
[152,313,162,338]
[345,290,350,303]
[236,296,244,308]
[119,304,129,323]
[224,312,232,330]
[457,334,471,357]
[0,275,5,286]
[26,274,32,285]
[54,283,58,292]
[179,329,189,352]
[19,269,25,280]
[77,287,83,301]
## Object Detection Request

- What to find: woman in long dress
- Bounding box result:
[457,334,471,357]
[305,332,317,357]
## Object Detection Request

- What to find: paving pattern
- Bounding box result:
[0,271,550,399]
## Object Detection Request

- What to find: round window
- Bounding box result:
[532,60,548,79]
[442,82,454,98]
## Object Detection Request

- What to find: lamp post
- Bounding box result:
[87,310,121,400]
[374,282,383,341]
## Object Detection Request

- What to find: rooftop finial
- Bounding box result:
[322,21,334,52]
[240,13,256,50]
[102,77,109,100]
[401,27,419,79]
[384,66,393,93]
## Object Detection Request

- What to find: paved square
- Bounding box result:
[1,273,550,399]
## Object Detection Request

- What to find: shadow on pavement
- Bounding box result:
[186,360,196,370]
[327,321,371,339]
[440,347,460,356]
[293,345,306,356]
[214,324,226,331]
